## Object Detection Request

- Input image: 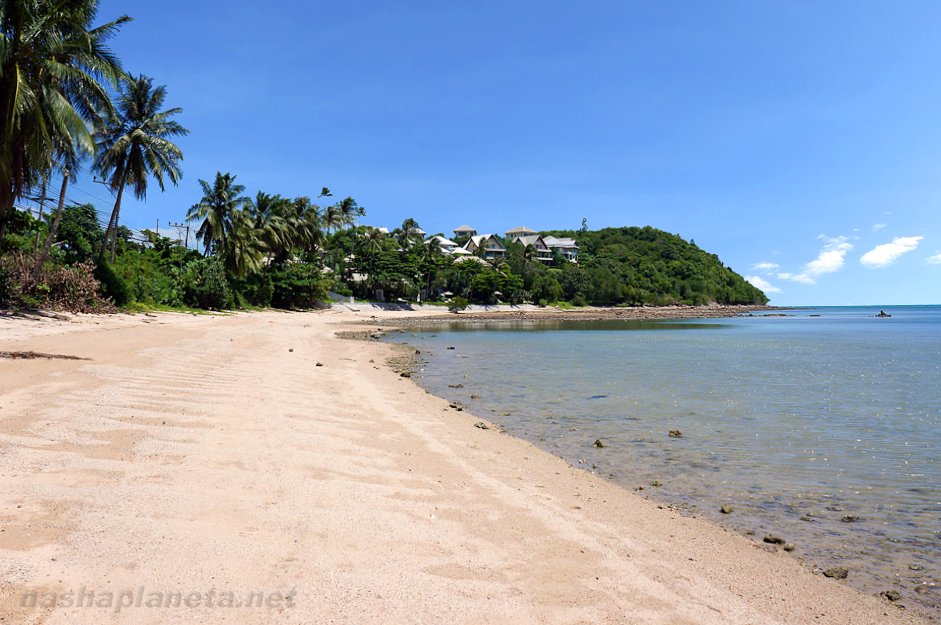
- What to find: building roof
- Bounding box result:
[454,255,489,265]
[506,226,536,235]
[512,234,547,248]
[453,225,477,233]
[467,234,506,251]
[428,235,458,247]
[544,236,578,249]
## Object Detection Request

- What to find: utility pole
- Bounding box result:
[169,221,189,248]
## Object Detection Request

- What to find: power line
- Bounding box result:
[71,185,113,206]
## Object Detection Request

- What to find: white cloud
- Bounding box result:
[745,275,781,294]
[860,236,923,268]
[925,252,941,265]
[752,261,779,272]
[804,235,853,276]
[771,235,853,286]
[777,272,815,285]
[871,223,887,232]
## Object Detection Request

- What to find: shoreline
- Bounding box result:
[361,303,786,327]
[0,309,928,624]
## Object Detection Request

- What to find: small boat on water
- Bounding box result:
[876,310,891,318]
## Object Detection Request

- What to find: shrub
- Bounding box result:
[530,273,564,304]
[112,249,183,306]
[181,257,232,310]
[0,262,13,307]
[268,262,328,309]
[93,260,131,306]
[0,252,115,312]
[448,295,468,313]
[234,272,274,307]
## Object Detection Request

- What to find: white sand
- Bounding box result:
[0,309,927,624]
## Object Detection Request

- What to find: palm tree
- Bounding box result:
[287,196,324,258]
[95,74,188,260]
[248,191,290,261]
[223,208,265,278]
[321,203,342,235]
[354,226,387,293]
[397,217,420,249]
[0,1,129,237]
[419,238,447,300]
[186,172,249,255]
[336,196,363,229]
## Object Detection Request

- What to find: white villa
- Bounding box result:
[509,234,553,262]
[426,225,579,263]
[543,235,579,261]
[505,226,536,239]
[463,234,507,260]
[507,226,579,262]
[453,225,477,239]
[427,235,471,256]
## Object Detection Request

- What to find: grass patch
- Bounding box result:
[124,302,214,315]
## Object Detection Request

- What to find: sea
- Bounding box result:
[390,305,940,615]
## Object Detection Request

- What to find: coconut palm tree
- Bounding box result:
[321,202,342,236]
[0,1,129,237]
[95,74,188,260]
[223,207,265,278]
[419,237,447,300]
[287,196,324,257]
[336,196,363,229]
[248,191,290,261]
[397,217,421,249]
[186,172,250,255]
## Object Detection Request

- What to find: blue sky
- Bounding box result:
[72,1,941,305]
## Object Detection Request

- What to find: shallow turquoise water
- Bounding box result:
[392,306,941,613]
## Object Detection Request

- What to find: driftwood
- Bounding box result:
[0,351,89,361]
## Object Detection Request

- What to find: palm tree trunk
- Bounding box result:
[100,198,118,258]
[33,181,47,251]
[34,171,70,279]
[109,182,126,262]
[101,170,129,262]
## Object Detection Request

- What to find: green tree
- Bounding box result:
[95,74,188,260]
[0,1,129,236]
[418,237,448,300]
[53,203,102,263]
[335,196,363,229]
[223,207,265,278]
[248,191,291,261]
[530,272,563,304]
[186,172,249,255]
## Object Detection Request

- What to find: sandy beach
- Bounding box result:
[0,308,927,624]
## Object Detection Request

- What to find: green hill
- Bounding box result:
[541,226,768,306]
